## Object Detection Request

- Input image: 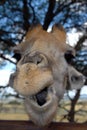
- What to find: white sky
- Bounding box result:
[0,70,11,86]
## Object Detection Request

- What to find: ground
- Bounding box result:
[0,98,87,122]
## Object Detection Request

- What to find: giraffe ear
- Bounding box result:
[51,24,67,52]
[52,24,66,43]
[9,73,16,88]
[67,66,86,90]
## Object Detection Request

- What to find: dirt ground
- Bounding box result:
[0,98,87,122]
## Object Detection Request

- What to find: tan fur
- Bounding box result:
[9,25,85,126]
[14,63,53,95]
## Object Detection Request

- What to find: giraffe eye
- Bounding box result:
[64,50,75,65]
[13,53,21,62]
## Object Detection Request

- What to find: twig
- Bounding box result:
[0,53,16,64]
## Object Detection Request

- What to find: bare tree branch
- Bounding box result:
[67,89,81,122]
[23,0,30,32]
[75,35,87,51]
[0,53,16,64]
[43,0,56,30]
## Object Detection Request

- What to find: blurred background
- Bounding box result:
[0,0,87,123]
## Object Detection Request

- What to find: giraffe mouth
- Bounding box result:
[30,87,48,106]
[29,86,54,106]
